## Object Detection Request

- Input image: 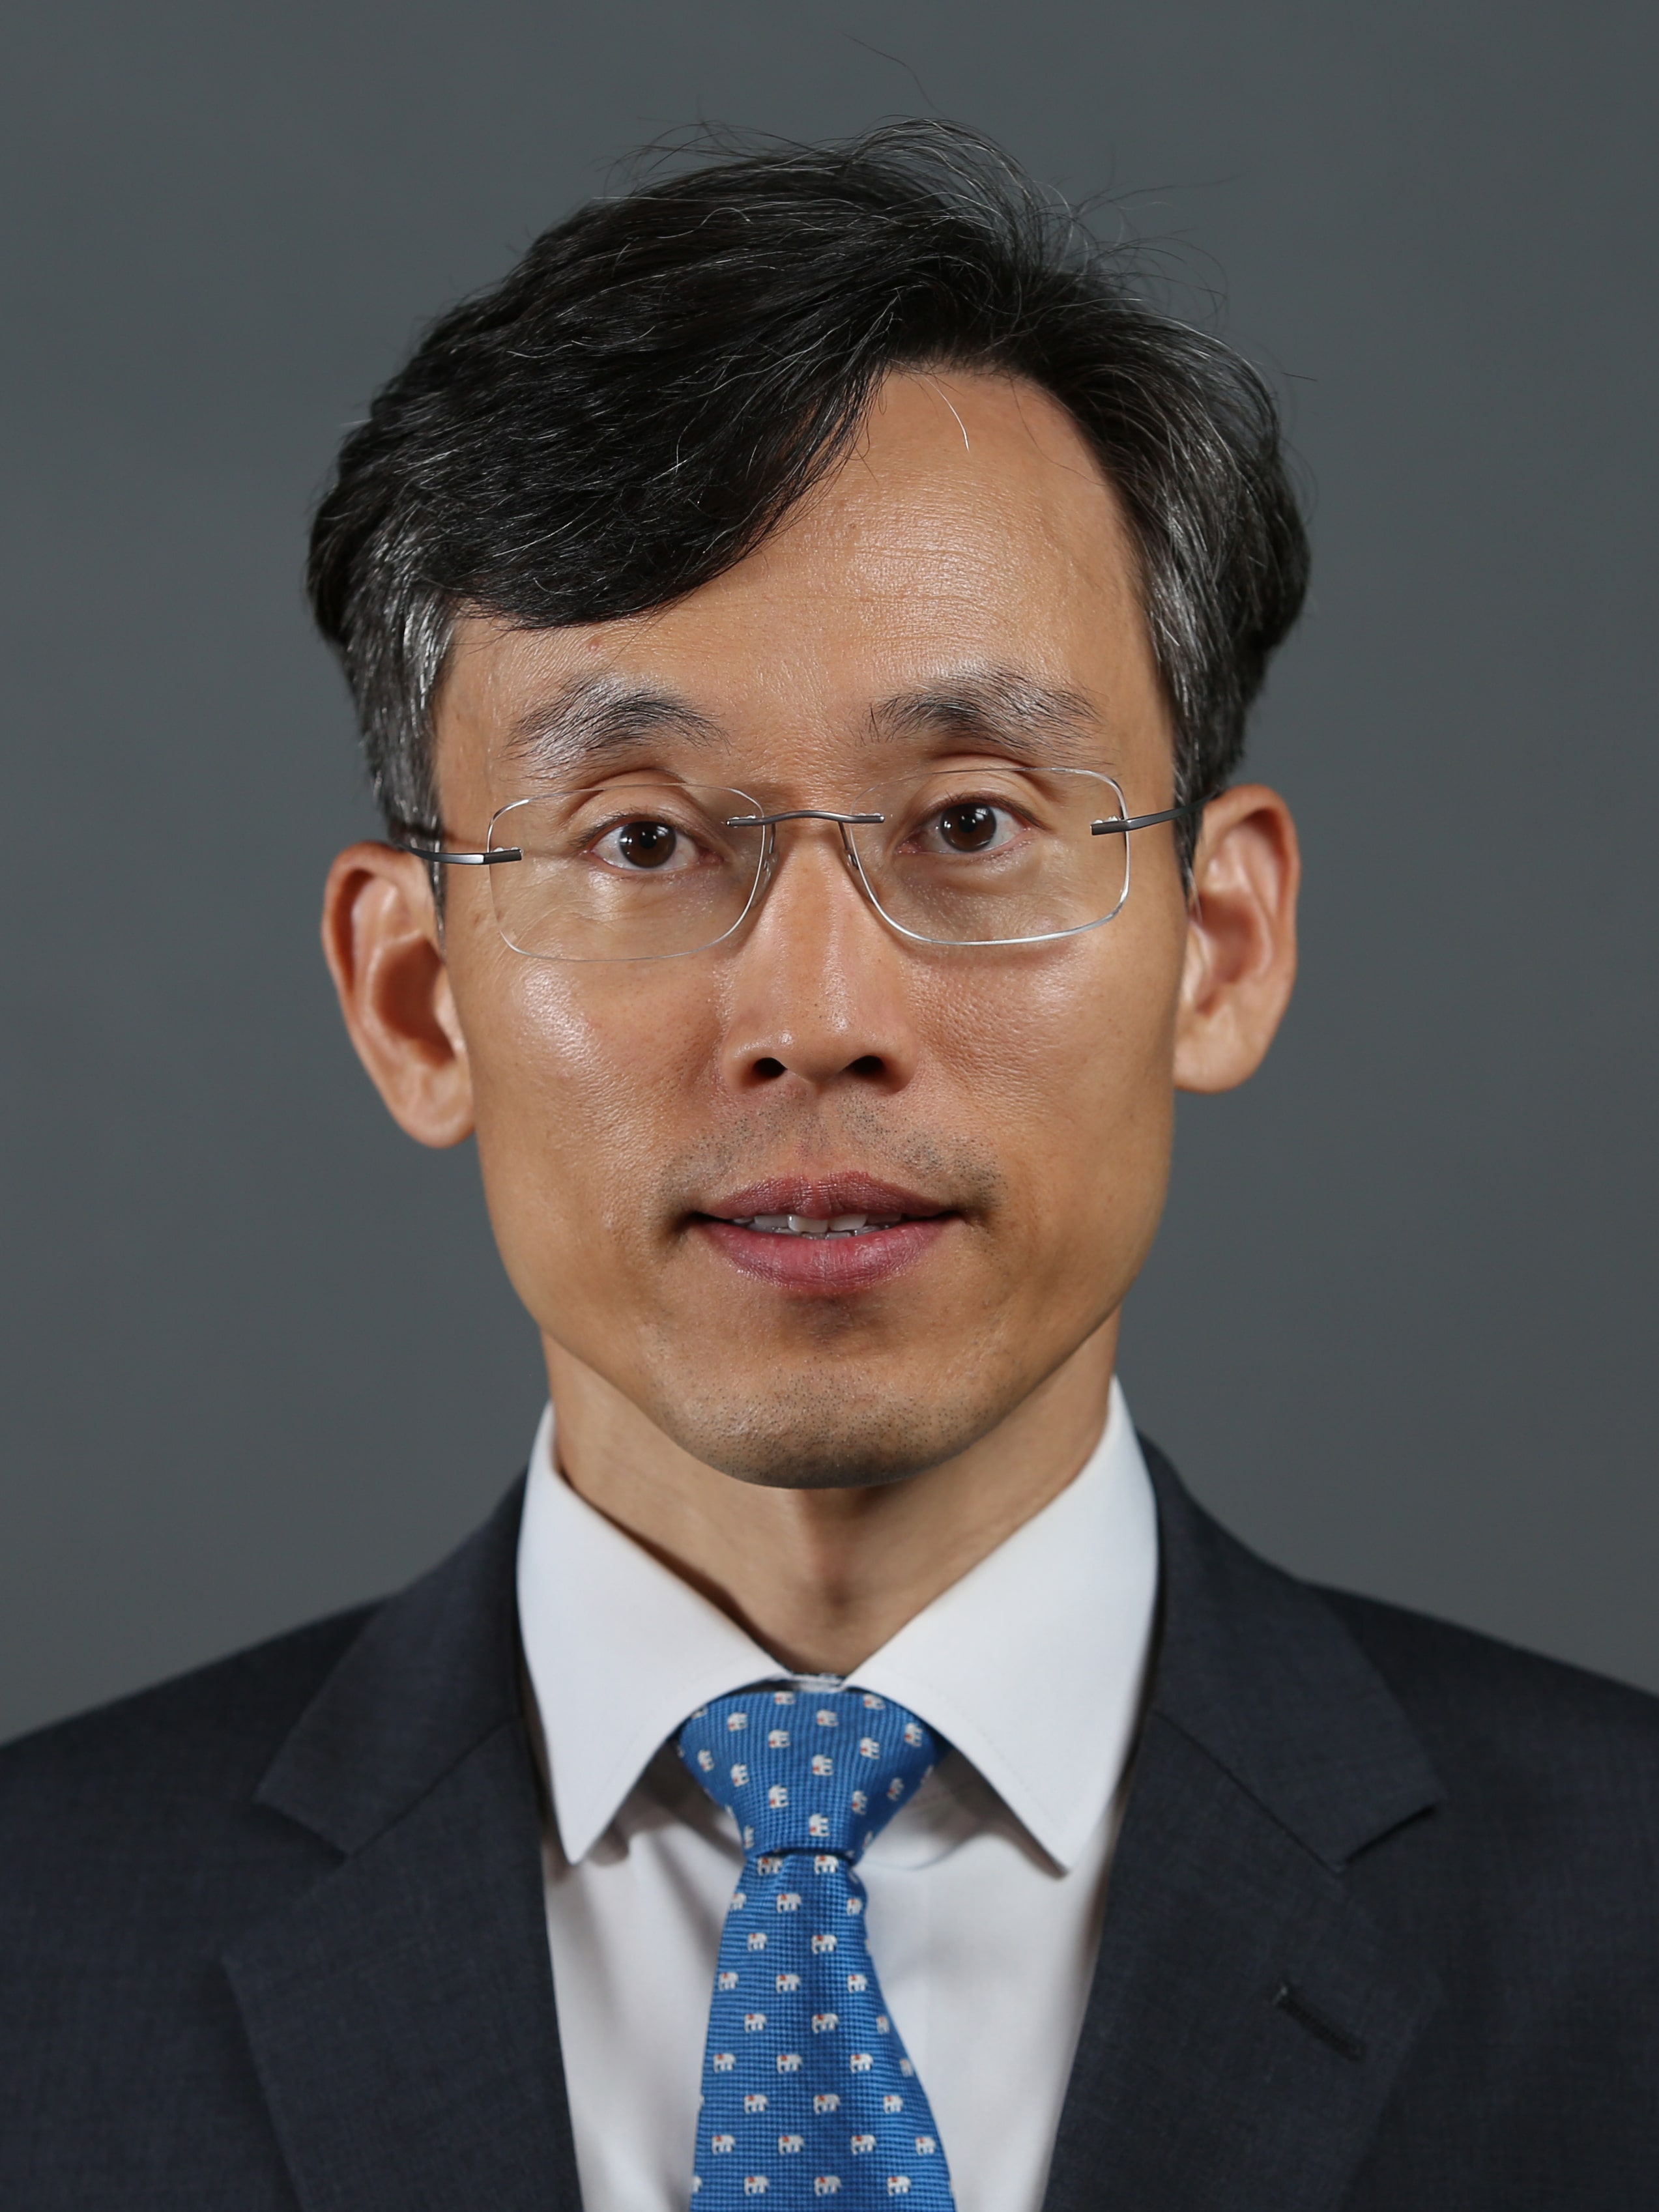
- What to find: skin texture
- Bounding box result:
[324,370,1299,1672]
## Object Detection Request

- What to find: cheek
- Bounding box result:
[463,957,715,1271]
[912,930,1181,1256]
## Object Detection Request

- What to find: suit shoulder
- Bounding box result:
[0,1603,376,1829]
[1319,1582,1659,1791]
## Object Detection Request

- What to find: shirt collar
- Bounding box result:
[848,1380,1157,1867]
[516,1379,1159,1873]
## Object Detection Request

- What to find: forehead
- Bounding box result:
[435,369,1166,790]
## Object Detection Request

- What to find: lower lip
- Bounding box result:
[693,1217,953,1292]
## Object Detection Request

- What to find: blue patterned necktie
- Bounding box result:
[678,1685,958,2209]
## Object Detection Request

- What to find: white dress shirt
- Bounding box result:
[515,1380,1159,2212]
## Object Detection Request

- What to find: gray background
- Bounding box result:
[3,0,1654,1742]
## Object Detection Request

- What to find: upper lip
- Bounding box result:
[697,1175,950,1222]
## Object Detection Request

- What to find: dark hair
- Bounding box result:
[308,122,1308,854]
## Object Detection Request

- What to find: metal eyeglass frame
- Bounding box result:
[387,782,1203,957]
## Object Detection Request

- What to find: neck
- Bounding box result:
[542,1317,1119,1676]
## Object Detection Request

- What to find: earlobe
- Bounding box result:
[1172,784,1300,1095]
[321,843,476,1148]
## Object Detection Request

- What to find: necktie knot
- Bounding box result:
[678,1686,942,1863]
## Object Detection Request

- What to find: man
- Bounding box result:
[3,122,1656,2212]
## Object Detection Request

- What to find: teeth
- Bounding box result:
[729,1212,905,1237]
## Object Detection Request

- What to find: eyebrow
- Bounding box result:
[500,663,1104,777]
[503,675,722,776]
[870,668,1102,760]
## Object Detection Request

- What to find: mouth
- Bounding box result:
[729,1211,905,1237]
[691,1177,957,1293]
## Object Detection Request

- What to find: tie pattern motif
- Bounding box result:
[678,1686,957,2209]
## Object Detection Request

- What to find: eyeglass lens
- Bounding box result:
[485,769,1135,962]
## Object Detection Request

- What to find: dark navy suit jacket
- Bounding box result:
[4,1442,1658,2208]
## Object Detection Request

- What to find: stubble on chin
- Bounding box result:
[635,1333,1031,1490]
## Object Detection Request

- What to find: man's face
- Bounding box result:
[429,371,1192,1488]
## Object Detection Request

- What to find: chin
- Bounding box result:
[651,1368,1015,1491]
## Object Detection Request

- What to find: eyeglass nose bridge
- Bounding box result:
[722,806,898,941]
[722,808,886,829]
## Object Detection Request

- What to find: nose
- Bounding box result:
[716,824,919,1098]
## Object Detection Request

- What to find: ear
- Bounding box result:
[321,843,475,1147]
[1173,784,1300,1094]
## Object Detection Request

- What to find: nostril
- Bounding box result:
[753,1057,787,1080]
[849,1055,886,1079]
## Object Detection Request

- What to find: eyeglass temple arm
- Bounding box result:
[1090,797,1206,837]
[386,824,523,865]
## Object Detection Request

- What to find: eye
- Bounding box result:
[936,802,999,852]
[921,799,1022,855]
[594,817,689,870]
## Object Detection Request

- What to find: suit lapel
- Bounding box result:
[224,1482,583,2212]
[222,1443,1445,2212]
[1043,1444,1445,2212]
